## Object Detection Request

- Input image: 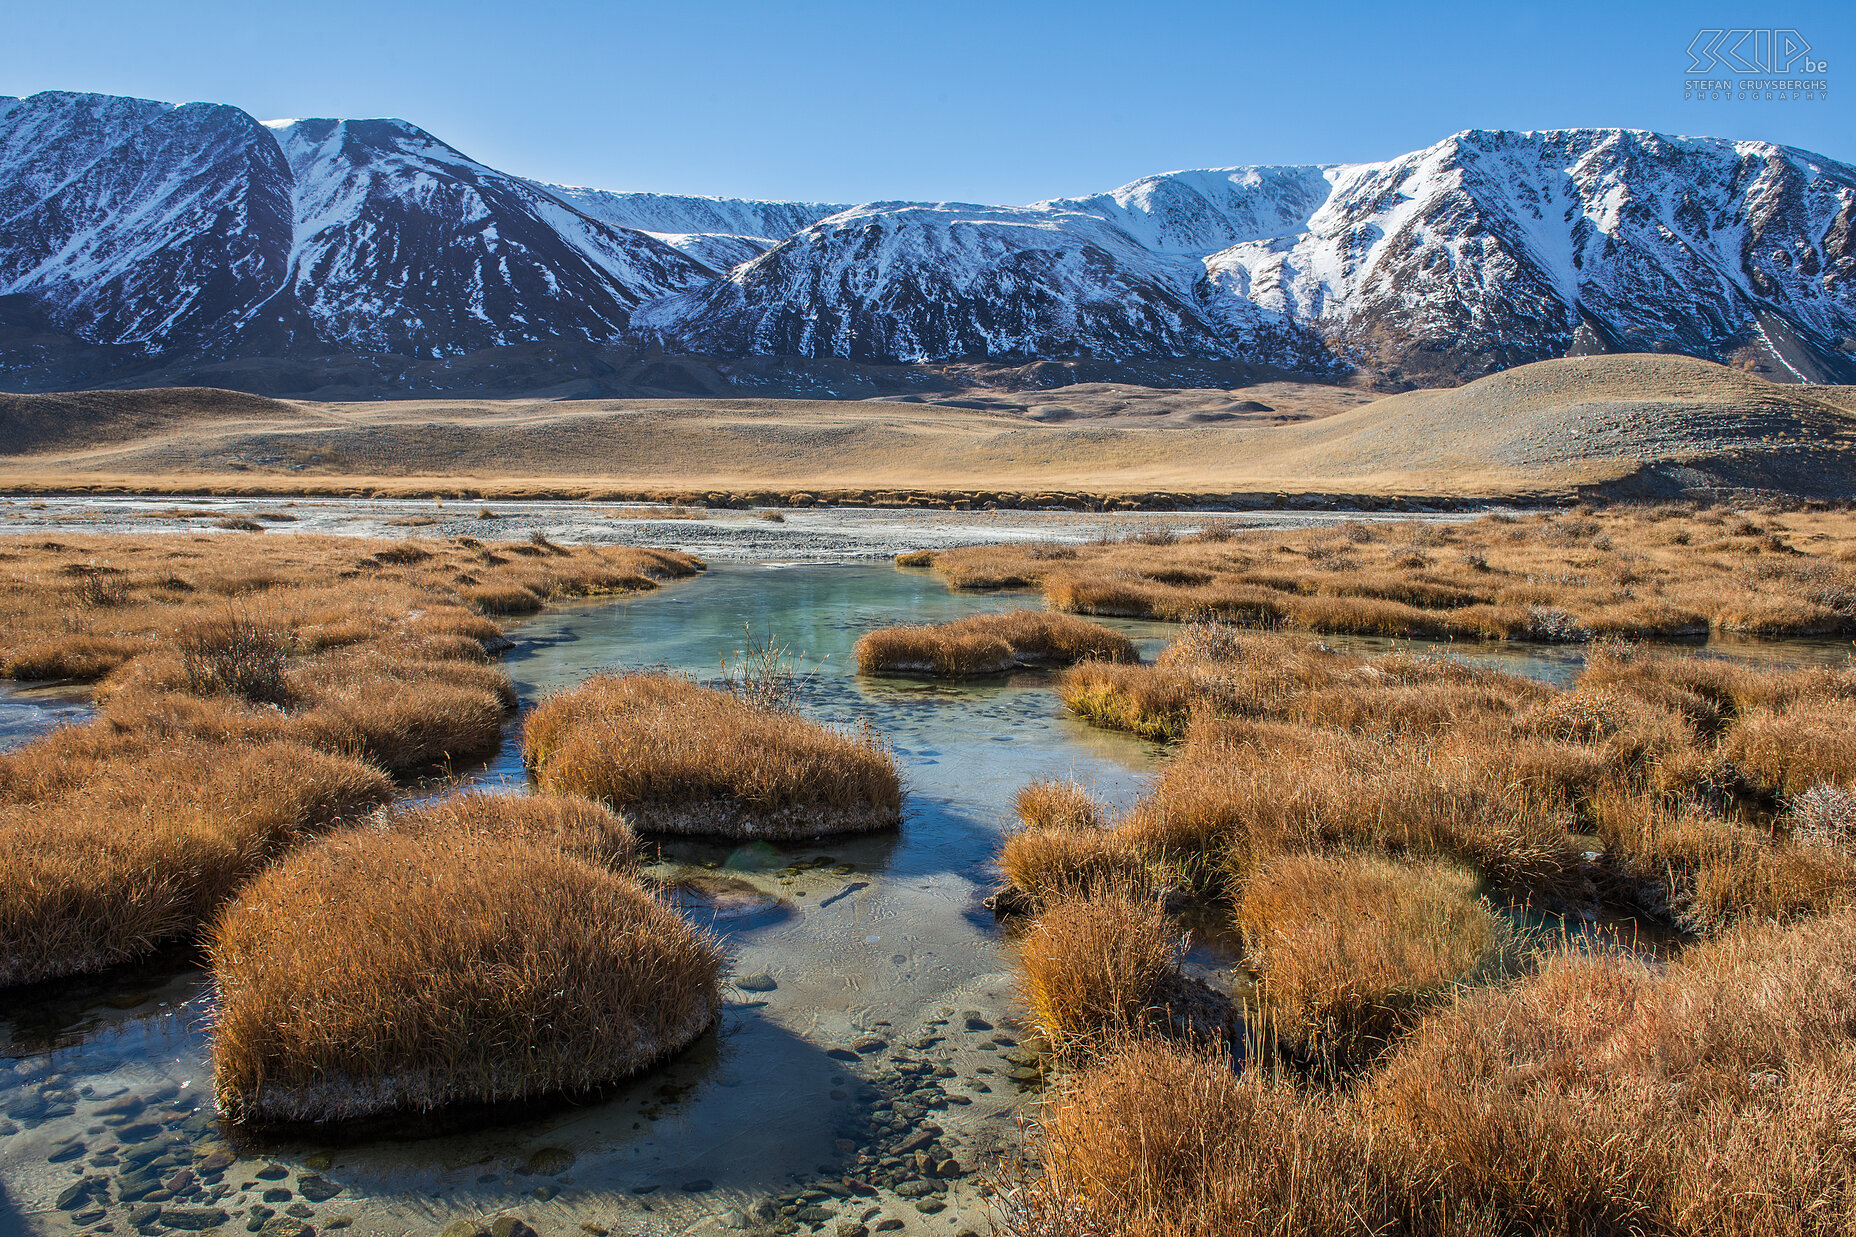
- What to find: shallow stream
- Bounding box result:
[1,564,1850,1237]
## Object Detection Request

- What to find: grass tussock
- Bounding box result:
[854,608,1136,677]
[999,779,1150,905]
[1004,1038,1392,1237]
[1236,851,1498,1070]
[210,796,721,1123]
[0,532,701,986]
[0,732,391,987]
[388,790,637,869]
[1012,906,1856,1237]
[932,505,1856,641]
[1047,617,1855,930]
[1016,885,1178,1048]
[1015,778,1107,832]
[524,672,902,839]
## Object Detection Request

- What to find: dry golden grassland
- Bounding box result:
[0,532,702,987]
[853,608,1137,677]
[524,672,904,839]
[926,504,1856,641]
[1010,909,1856,1237]
[211,793,721,1124]
[995,540,1856,1234]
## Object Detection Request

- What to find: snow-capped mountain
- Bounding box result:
[0,91,713,376]
[244,117,713,357]
[632,200,1294,363]
[647,131,1856,382]
[0,92,293,355]
[0,89,1852,392]
[537,185,844,272]
[1196,129,1856,383]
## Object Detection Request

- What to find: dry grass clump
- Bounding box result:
[388,791,636,869]
[1012,907,1856,1237]
[1588,790,1856,933]
[1367,908,1856,1237]
[1000,777,1145,905]
[1004,1039,1395,1237]
[1236,851,1498,1070]
[998,828,1148,908]
[1115,717,1580,893]
[1017,886,1178,1047]
[930,505,1856,641]
[524,672,902,839]
[854,608,1136,677]
[0,533,702,683]
[1061,623,1548,742]
[0,532,702,986]
[1015,779,1107,831]
[0,732,391,986]
[1050,614,1855,931]
[210,803,721,1123]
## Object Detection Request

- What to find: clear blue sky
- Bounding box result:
[5,0,1852,204]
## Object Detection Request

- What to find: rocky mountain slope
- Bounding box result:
[1,89,1852,393]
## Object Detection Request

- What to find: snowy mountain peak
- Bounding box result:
[0,94,1851,389]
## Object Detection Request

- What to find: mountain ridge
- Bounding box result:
[0,91,1851,396]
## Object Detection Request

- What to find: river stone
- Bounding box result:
[263,1188,292,1203]
[523,1148,574,1175]
[851,1036,886,1054]
[893,1181,933,1199]
[735,973,777,992]
[55,1181,97,1209]
[255,1165,289,1181]
[50,1140,86,1163]
[437,1223,486,1237]
[195,1151,235,1175]
[913,1198,946,1214]
[73,1205,107,1224]
[796,1205,836,1222]
[297,1176,342,1202]
[259,1220,314,1237]
[837,1225,869,1237]
[286,1203,316,1218]
[158,1207,229,1229]
[875,1223,903,1233]
[488,1219,538,1237]
[129,1205,162,1227]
